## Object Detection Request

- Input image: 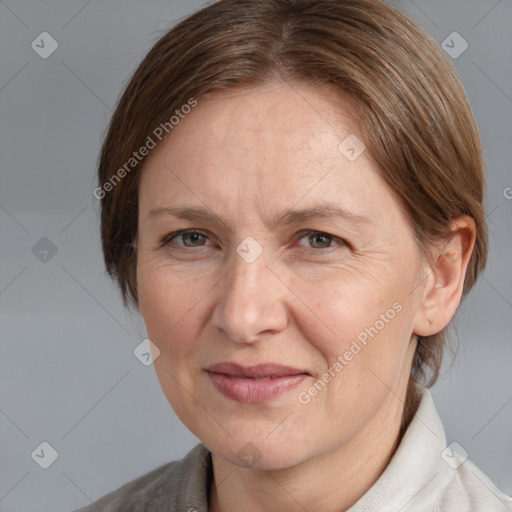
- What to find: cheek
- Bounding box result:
[137,258,210,424]
[292,276,415,429]
[289,272,397,349]
[289,270,415,386]
[137,256,208,353]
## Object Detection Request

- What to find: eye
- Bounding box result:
[296,230,347,251]
[161,229,210,248]
[159,229,348,253]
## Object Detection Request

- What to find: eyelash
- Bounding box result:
[160,229,348,253]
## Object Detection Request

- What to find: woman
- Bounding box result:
[78,0,511,510]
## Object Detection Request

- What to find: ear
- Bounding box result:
[413,216,477,337]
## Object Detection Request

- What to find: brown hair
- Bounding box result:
[97,0,487,390]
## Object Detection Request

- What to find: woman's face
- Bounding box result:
[136,82,429,469]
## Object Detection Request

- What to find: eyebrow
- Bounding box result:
[148,204,372,231]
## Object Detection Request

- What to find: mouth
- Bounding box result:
[205,362,310,403]
[205,362,309,378]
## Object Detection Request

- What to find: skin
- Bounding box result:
[136,81,476,512]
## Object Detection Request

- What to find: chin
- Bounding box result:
[209,435,313,472]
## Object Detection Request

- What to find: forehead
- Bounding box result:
[138,82,401,228]
[169,82,363,162]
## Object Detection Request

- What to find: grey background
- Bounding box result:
[0,0,511,510]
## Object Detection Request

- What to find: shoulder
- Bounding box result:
[73,443,211,512]
[348,385,512,512]
[73,461,177,512]
[436,454,512,511]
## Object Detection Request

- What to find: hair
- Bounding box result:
[97,0,488,401]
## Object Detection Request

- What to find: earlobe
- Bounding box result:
[413,216,476,337]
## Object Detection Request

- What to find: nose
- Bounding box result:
[211,246,288,344]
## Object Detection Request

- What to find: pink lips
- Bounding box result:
[206,362,309,403]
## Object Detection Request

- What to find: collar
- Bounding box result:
[348,385,453,511]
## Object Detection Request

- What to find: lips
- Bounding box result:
[205,362,310,403]
[205,362,308,379]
